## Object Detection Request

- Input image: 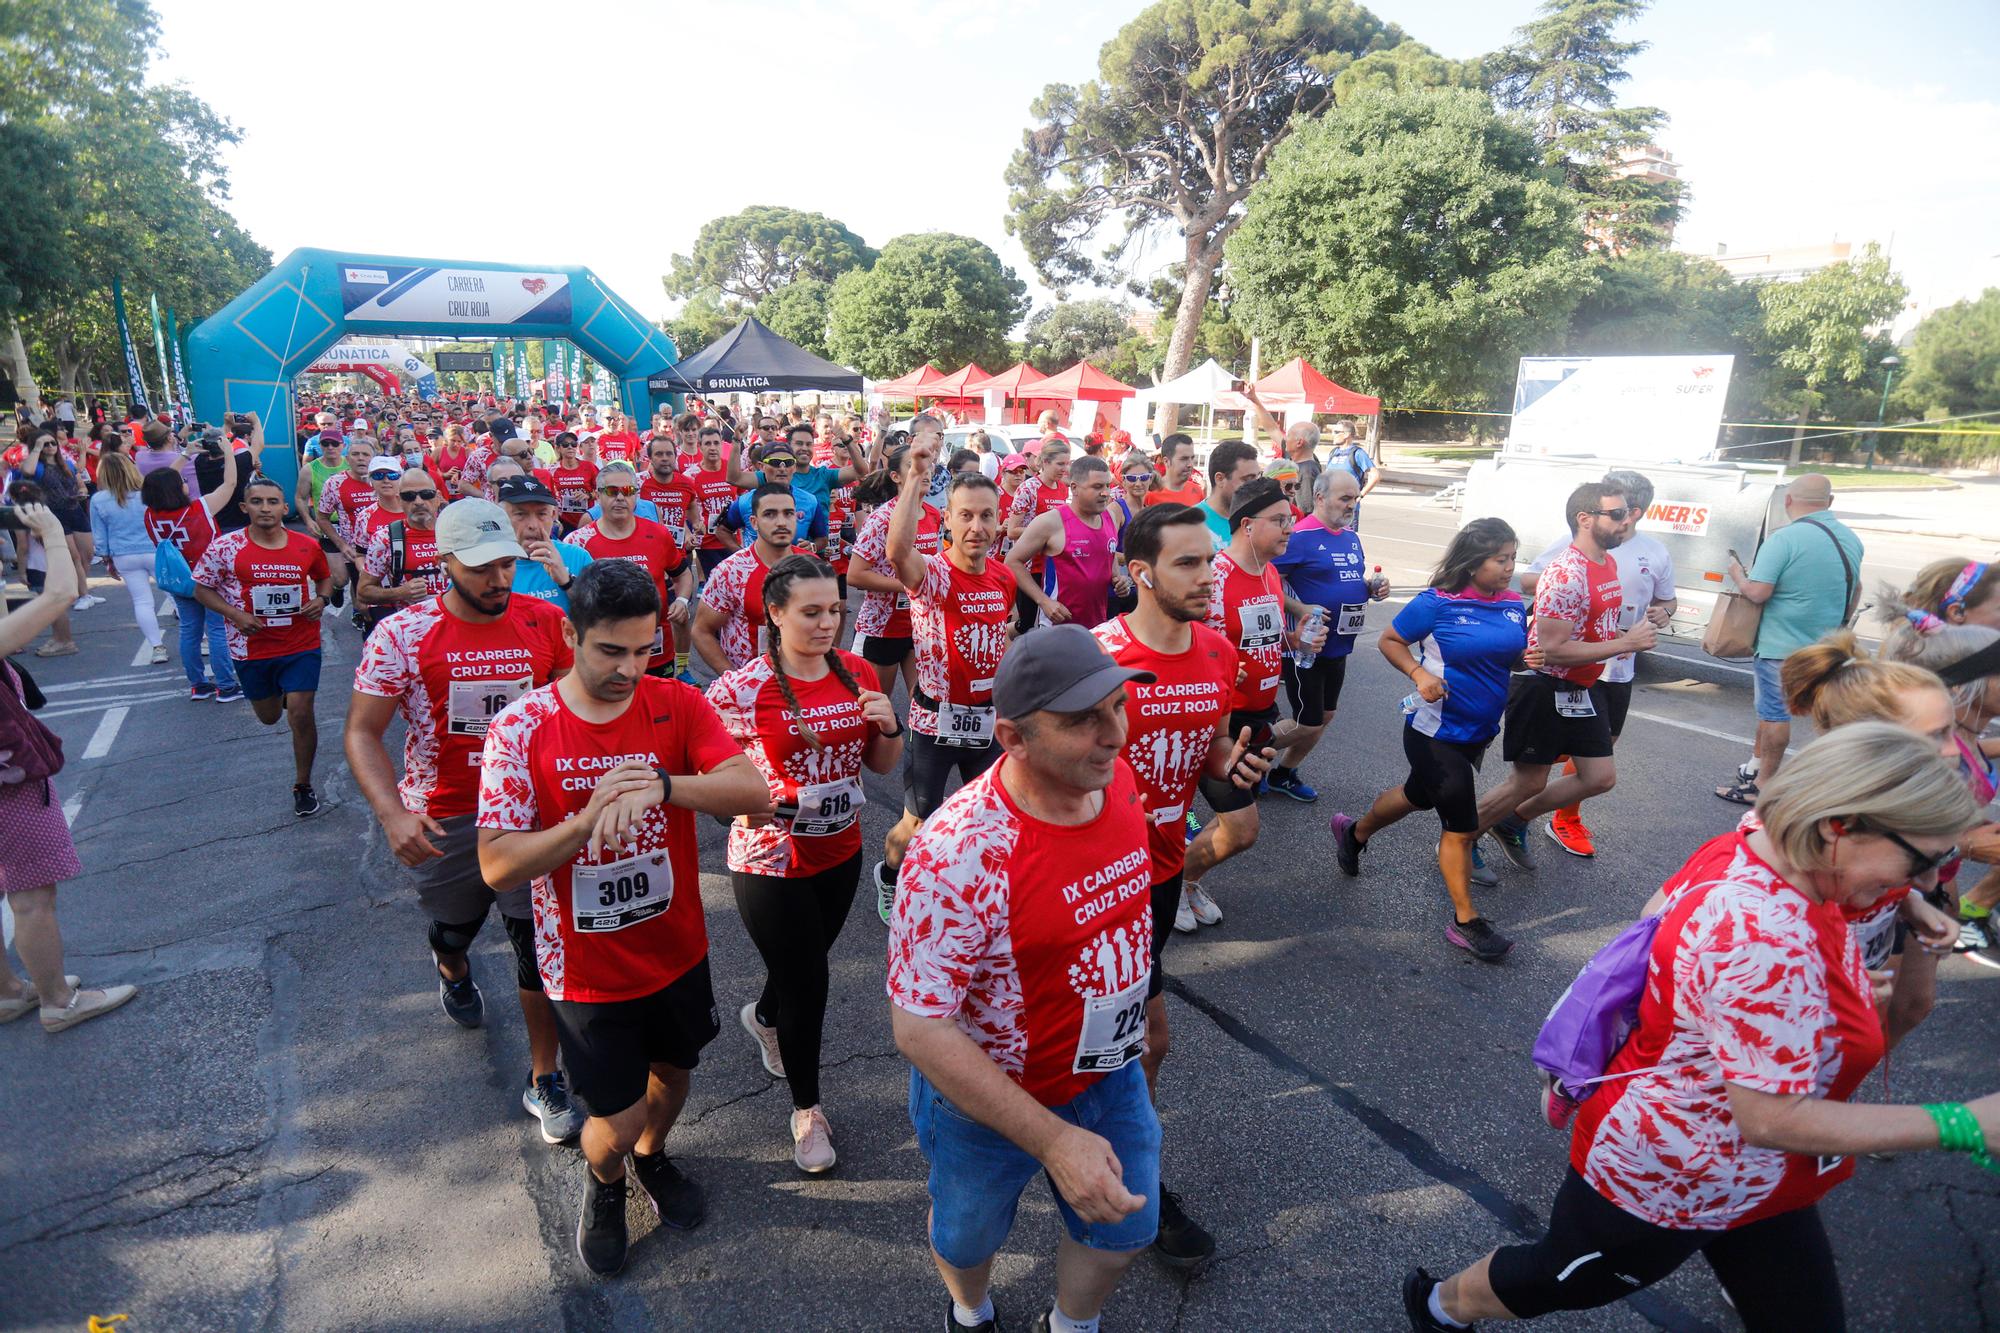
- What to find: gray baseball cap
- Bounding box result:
[994,624,1154,721]
[435,498,527,567]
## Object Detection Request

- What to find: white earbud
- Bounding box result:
[1138,571,1154,588]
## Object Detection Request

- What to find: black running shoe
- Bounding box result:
[1488,817,1534,870]
[1331,813,1363,877]
[576,1169,629,1277]
[329,580,345,609]
[436,957,484,1028]
[943,1299,1000,1333]
[292,784,321,818]
[1152,1188,1215,1268]
[1403,1267,1473,1330]
[1445,916,1514,963]
[630,1150,705,1230]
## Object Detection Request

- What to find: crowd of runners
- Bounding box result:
[4,385,1999,1333]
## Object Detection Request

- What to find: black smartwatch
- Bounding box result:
[652,767,674,806]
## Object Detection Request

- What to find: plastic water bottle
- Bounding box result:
[1295,606,1328,669]
[1399,692,1422,715]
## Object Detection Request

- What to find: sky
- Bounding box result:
[148,0,2000,333]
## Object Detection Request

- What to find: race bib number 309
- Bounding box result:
[571,850,672,933]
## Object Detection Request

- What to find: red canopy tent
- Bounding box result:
[1225,357,1380,416]
[960,362,1041,398]
[873,364,946,400]
[1013,362,1138,402]
[925,362,993,398]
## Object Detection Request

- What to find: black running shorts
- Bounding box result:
[903,729,1000,819]
[1500,674,1613,766]
[546,958,721,1119]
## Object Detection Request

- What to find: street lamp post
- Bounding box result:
[1864,354,1900,471]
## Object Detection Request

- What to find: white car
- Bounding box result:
[888,418,1043,460]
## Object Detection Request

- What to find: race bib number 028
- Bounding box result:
[571,850,672,933]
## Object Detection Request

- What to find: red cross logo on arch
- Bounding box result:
[521,278,548,295]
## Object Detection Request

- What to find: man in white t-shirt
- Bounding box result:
[1520,468,1676,859]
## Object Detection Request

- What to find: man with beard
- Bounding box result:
[693,483,798,674]
[357,469,448,627]
[345,499,582,1143]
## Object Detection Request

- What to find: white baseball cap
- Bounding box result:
[366,456,403,479]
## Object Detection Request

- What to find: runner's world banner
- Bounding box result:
[340,265,573,326]
[1508,355,1734,465]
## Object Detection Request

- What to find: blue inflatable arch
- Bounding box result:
[186,247,680,504]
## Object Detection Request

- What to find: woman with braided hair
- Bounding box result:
[706,553,904,1173]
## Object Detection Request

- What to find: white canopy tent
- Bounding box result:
[1121,357,1239,437]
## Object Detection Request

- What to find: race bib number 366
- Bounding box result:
[571,850,672,933]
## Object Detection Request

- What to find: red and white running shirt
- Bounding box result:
[352,596,571,818]
[682,464,740,549]
[706,649,876,876]
[1206,551,1286,713]
[191,529,330,660]
[143,502,217,567]
[700,546,779,671]
[477,677,740,1002]
[1093,616,1234,881]
[851,498,940,639]
[317,472,376,547]
[564,517,687,668]
[1006,473,1067,531]
[362,521,445,599]
[350,501,403,548]
[888,758,1153,1106]
[639,470,698,548]
[1530,544,1625,687]
[909,552,1016,739]
[540,460,598,527]
[595,430,643,465]
[1571,828,1884,1230]
[459,443,496,495]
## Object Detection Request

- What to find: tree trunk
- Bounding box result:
[1787,405,1809,465]
[6,318,37,408]
[1155,237,1219,437]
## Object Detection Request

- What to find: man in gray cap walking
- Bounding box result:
[888,624,1163,1333]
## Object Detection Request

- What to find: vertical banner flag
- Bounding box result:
[112,276,151,414]
[568,346,583,404]
[148,293,175,423]
[516,340,531,403]
[492,339,509,398]
[167,307,193,426]
[546,340,568,405]
[594,362,614,409]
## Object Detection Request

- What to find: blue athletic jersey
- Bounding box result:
[1390,587,1527,744]
[1271,518,1371,659]
[719,485,828,541]
[511,541,594,612]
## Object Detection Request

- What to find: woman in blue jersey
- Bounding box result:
[1329,518,1529,961]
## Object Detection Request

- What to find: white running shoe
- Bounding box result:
[740,1002,785,1079]
[1174,886,1199,934]
[40,983,138,1033]
[1187,882,1223,926]
[791,1105,837,1174]
[0,975,79,1024]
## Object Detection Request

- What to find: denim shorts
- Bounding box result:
[1753,656,1788,723]
[908,1059,1160,1269]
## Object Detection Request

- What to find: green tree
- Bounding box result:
[1226,88,1592,409]
[662,290,748,361]
[1334,38,1481,100]
[1486,0,1680,251]
[1756,243,1908,460]
[757,278,833,359]
[1005,0,1406,427]
[1896,289,2000,420]
[1023,299,1134,372]
[664,206,876,304]
[826,233,1026,379]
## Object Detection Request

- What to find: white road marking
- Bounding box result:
[158,594,174,618]
[44,672,165,693]
[130,640,153,667]
[62,789,85,825]
[39,690,185,721]
[1,899,10,949]
[81,706,129,760]
[1625,709,1752,746]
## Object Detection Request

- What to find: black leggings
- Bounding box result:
[1488,1169,1844,1330]
[731,852,863,1110]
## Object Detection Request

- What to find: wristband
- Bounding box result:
[878,721,904,740]
[652,767,674,807]
[1924,1102,2000,1174]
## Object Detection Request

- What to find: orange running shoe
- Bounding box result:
[1547,807,1596,858]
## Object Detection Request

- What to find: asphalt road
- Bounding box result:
[3,491,1996,1333]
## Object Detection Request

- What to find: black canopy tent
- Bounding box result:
[648,317,863,394]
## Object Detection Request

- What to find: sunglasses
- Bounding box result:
[1124,473,1154,484]
[1588,507,1631,522]
[598,485,638,498]
[1875,826,1957,880]
[1279,483,1301,495]
[398,489,437,502]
